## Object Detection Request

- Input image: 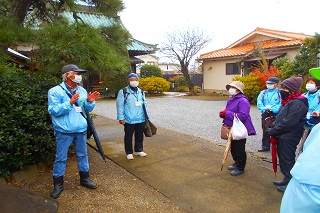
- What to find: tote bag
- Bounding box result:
[231,114,248,140]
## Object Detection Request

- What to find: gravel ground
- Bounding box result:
[93,94,267,158]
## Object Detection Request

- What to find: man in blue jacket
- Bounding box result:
[116,73,148,160]
[48,64,100,199]
[256,77,281,152]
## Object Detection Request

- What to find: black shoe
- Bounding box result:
[228,165,238,170]
[51,176,64,199]
[258,148,270,152]
[277,185,287,192]
[230,169,244,176]
[273,179,289,186]
[80,171,97,189]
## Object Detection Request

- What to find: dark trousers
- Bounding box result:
[231,138,246,170]
[124,122,144,154]
[261,114,270,150]
[277,137,300,181]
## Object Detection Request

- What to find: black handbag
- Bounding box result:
[143,103,157,137]
[144,119,157,137]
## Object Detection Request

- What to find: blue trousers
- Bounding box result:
[53,132,89,177]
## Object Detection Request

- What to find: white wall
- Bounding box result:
[203,59,241,93]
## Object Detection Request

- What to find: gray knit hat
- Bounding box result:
[280,77,303,92]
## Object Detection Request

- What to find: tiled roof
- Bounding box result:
[127,39,157,52]
[60,11,157,53]
[198,28,312,61]
[60,11,115,28]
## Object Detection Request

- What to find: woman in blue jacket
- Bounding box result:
[116,73,149,160]
[304,77,320,128]
[219,81,256,176]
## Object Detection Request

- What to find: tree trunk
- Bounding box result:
[11,0,33,25]
[181,66,195,95]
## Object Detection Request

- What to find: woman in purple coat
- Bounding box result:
[219,81,256,176]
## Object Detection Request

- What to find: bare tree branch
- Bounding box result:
[160,27,212,95]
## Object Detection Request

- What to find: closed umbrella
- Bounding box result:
[270,136,278,177]
[59,86,106,162]
[221,127,232,171]
[297,127,310,156]
[85,110,106,162]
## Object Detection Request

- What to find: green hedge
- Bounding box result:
[0,66,59,177]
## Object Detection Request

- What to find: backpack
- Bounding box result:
[122,87,145,103]
[122,87,148,119]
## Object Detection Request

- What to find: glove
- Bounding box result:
[219,110,227,118]
[264,110,274,117]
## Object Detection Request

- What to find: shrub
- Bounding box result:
[168,75,180,83]
[176,76,187,86]
[0,65,59,177]
[140,64,163,78]
[194,86,203,95]
[233,74,263,104]
[233,66,282,104]
[139,76,170,93]
[177,86,189,92]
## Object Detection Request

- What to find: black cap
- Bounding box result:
[62,64,87,73]
[266,77,279,84]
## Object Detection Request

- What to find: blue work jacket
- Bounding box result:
[116,86,148,124]
[257,88,281,114]
[48,82,95,133]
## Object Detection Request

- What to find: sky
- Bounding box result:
[120,0,319,60]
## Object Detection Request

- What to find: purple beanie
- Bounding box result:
[280,77,303,92]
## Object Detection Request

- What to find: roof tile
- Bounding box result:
[198,27,312,60]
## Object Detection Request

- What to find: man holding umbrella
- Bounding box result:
[48,64,100,199]
[257,77,281,152]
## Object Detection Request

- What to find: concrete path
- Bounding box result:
[89,112,284,213]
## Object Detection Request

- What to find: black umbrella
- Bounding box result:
[85,110,106,162]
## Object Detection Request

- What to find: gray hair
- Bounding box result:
[62,71,74,81]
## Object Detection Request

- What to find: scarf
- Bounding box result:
[281,91,303,106]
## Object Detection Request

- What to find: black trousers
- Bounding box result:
[124,122,144,154]
[230,138,247,170]
[261,114,271,150]
[277,137,300,181]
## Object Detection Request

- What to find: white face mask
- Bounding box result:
[266,84,275,90]
[228,88,237,96]
[306,83,317,92]
[72,75,82,84]
[129,81,139,88]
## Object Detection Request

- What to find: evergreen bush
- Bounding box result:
[140,64,163,78]
[0,65,59,177]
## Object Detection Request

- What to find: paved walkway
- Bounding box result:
[89,114,284,213]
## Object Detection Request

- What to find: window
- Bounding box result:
[226,63,240,75]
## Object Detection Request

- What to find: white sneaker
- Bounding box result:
[126,154,134,160]
[134,152,147,157]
